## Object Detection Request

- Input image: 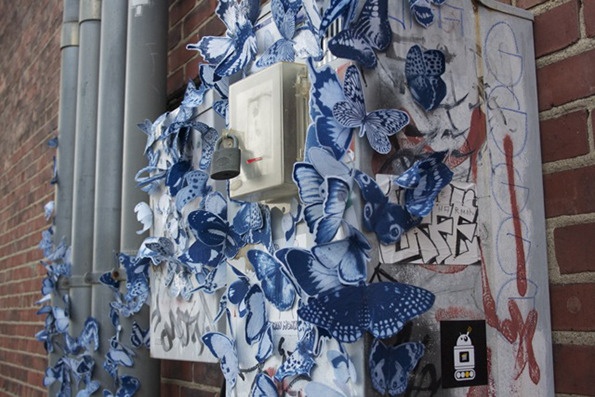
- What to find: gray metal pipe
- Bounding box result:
[70,0,101,352]
[52,2,80,394]
[92,0,127,389]
[119,1,168,394]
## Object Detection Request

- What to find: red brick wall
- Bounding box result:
[528,0,595,395]
[0,1,62,396]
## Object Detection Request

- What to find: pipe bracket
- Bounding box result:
[58,270,126,289]
[80,0,102,22]
[61,21,79,49]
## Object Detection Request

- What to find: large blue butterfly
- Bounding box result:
[328,0,392,69]
[352,170,419,245]
[256,0,321,67]
[318,0,358,37]
[333,65,409,154]
[405,44,447,112]
[187,0,259,77]
[409,0,447,28]
[247,249,296,311]
[369,339,425,396]
[202,332,241,391]
[233,203,273,251]
[187,209,246,259]
[274,320,318,381]
[116,253,150,316]
[174,170,212,212]
[297,282,435,342]
[280,247,342,297]
[394,151,453,217]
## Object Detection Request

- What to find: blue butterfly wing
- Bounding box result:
[369,339,425,396]
[409,0,435,28]
[188,36,233,65]
[243,204,273,252]
[304,382,345,397]
[228,278,250,305]
[283,248,342,296]
[315,116,353,159]
[394,161,422,188]
[328,28,377,69]
[245,284,268,345]
[175,170,211,212]
[293,162,324,205]
[333,65,366,128]
[293,27,323,60]
[423,49,446,76]
[255,38,295,68]
[355,0,391,51]
[368,201,418,245]
[247,249,296,311]
[233,202,263,235]
[187,210,228,247]
[214,22,257,77]
[307,60,346,121]
[316,177,349,244]
[179,239,224,268]
[256,325,274,363]
[406,45,446,111]
[365,282,435,339]
[130,321,150,349]
[312,225,370,285]
[250,373,277,397]
[319,0,357,36]
[213,99,229,124]
[242,0,261,25]
[309,146,352,179]
[115,375,141,397]
[362,109,409,154]
[166,161,192,196]
[202,332,239,390]
[199,127,219,171]
[298,286,368,342]
[353,169,387,204]
[272,0,296,40]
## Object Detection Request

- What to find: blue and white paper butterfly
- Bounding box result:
[405,44,447,112]
[202,332,242,391]
[409,0,447,28]
[246,249,296,311]
[187,0,259,77]
[369,339,425,396]
[187,209,246,260]
[328,0,392,69]
[297,281,435,342]
[333,65,409,154]
[394,151,453,217]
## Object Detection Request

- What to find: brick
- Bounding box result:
[169,21,182,51]
[169,44,197,75]
[161,359,193,382]
[534,0,580,57]
[170,0,195,28]
[161,382,181,397]
[543,165,595,217]
[586,0,595,37]
[183,0,221,38]
[553,344,595,395]
[168,68,186,97]
[193,362,224,387]
[537,48,595,111]
[540,110,589,162]
[180,386,221,397]
[550,283,595,331]
[554,222,595,274]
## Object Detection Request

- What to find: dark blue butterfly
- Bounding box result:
[409,0,447,28]
[106,335,135,369]
[202,332,241,391]
[256,0,321,67]
[187,209,245,259]
[281,247,342,297]
[178,238,225,270]
[318,0,358,37]
[103,375,141,397]
[116,253,150,316]
[328,0,392,69]
[247,249,296,311]
[394,151,453,217]
[130,321,150,349]
[297,282,435,342]
[405,44,447,112]
[139,236,176,266]
[250,372,277,396]
[369,339,425,396]
[64,318,99,355]
[166,160,192,196]
[354,170,420,245]
[233,203,273,251]
[187,0,259,77]
[333,65,409,154]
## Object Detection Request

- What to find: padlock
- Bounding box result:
[210,133,241,180]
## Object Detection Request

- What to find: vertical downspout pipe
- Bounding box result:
[92,0,127,389]
[70,0,101,353]
[120,0,167,393]
[52,1,80,394]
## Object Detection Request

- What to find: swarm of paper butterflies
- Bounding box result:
[35,0,453,396]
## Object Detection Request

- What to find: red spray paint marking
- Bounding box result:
[503,135,527,297]
[445,107,487,182]
[480,246,541,386]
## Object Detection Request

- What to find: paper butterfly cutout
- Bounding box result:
[256,0,322,68]
[369,339,425,396]
[281,247,342,297]
[233,203,273,251]
[247,249,296,311]
[111,253,150,317]
[306,61,351,159]
[174,170,212,212]
[274,319,318,381]
[333,65,410,154]
[354,170,420,245]
[187,0,259,77]
[64,318,99,355]
[165,160,192,196]
[187,209,245,260]
[297,281,435,342]
[102,375,141,397]
[244,284,268,345]
[250,372,277,397]
[405,44,447,112]
[256,325,274,363]
[328,349,357,389]
[409,0,447,28]
[134,202,152,235]
[193,261,227,294]
[199,63,231,124]
[318,0,358,37]
[304,382,346,397]
[328,0,392,69]
[394,151,453,217]
[281,197,303,243]
[202,332,241,391]
[130,321,150,349]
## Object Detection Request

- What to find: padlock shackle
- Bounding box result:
[215,132,239,149]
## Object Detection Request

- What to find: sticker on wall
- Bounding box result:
[440,320,488,389]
